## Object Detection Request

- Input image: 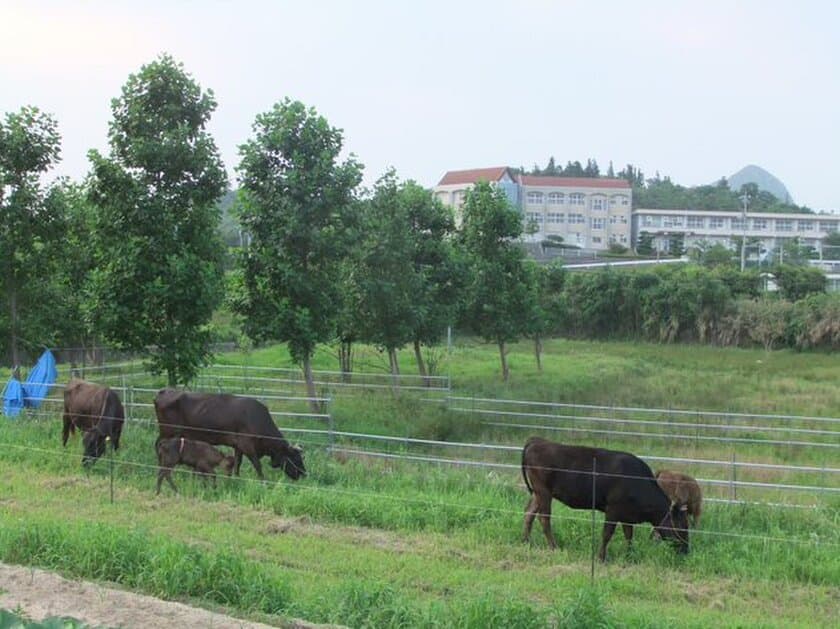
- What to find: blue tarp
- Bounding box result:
[2,377,25,417]
[23,349,57,409]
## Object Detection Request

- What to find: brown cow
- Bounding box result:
[522,437,689,560]
[62,379,125,466]
[655,470,703,527]
[156,437,235,494]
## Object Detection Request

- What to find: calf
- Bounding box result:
[156,437,235,494]
[655,470,703,527]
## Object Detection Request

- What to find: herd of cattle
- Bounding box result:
[60,379,702,560]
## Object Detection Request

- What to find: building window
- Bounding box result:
[548,192,564,205]
[819,221,838,233]
[731,217,746,230]
[798,220,814,232]
[687,216,705,228]
[527,191,543,205]
[620,234,627,243]
[776,219,793,232]
[546,212,564,224]
[526,211,544,224]
[570,193,585,206]
[592,197,605,211]
[752,218,767,230]
[592,236,602,243]
[591,218,605,229]
[663,215,684,228]
[709,217,725,229]
[568,213,586,224]
[642,215,661,227]
[610,195,628,208]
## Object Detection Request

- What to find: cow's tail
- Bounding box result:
[521,441,534,494]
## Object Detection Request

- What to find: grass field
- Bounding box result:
[1,338,838,627]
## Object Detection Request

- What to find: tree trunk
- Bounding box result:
[498,341,509,382]
[413,339,430,387]
[388,347,400,393]
[338,339,353,383]
[302,354,321,413]
[534,335,543,372]
[9,283,19,367]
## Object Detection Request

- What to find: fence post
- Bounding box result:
[730,451,737,501]
[590,457,597,584]
[108,436,115,505]
[327,396,335,451]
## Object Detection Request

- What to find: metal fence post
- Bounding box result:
[590,457,597,584]
[327,397,335,451]
[730,451,737,501]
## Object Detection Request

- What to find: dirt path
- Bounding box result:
[0,562,338,629]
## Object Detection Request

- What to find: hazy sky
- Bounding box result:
[3,1,839,211]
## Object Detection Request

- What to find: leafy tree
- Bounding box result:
[544,156,559,176]
[460,182,532,381]
[564,160,585,177]
[235,98,362,405]
[0,106,62,366]
[355,171,421,381]
[606,161,615,178]
[399,180,463,383]
[87,55,227,385]
[822,231,840,260]
[668,233,686,257]
[691,241,735,268]
[524,262,566,369]
[773,265,826,301]
[636,231,654,256]
[584,159,600,177]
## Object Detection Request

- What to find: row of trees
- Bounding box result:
[0,54,549,391]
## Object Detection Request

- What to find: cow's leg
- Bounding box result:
[62,414,72,446]
[523,495,537,543]
[599,520,617,562]
[622,523,634,545]
[246,453,265,480]
[233,449,244,476]
[157,468,176,494]
[534,494,556,549]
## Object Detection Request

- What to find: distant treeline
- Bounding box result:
[547,264,837,351]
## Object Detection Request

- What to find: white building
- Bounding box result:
[434,167,633,251]
[632,208,840,258]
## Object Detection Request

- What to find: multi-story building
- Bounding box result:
[434,167,633,250]
[518,176,632,249]
[632,208,840,257]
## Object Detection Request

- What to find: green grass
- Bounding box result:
[1,337,838,627]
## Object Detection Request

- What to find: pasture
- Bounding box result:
[0,338,838,627]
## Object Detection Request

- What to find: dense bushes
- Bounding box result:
[549,264,837,350]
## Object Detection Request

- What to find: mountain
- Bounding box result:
[727,165,793,204]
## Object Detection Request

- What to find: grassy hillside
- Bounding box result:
[0,338,837,627]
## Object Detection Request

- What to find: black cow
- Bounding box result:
[153,389,305,481]
[62,379,125,466]
[521,437,689,560]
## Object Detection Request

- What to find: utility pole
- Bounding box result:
[739,192,749,271]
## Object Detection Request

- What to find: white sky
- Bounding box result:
[2,0,839,210]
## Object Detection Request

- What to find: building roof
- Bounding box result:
[518,175,631,189]
[437,167,513,186]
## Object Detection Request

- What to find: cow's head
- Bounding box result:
[654,502,690,554]
[82,430,107,467]
[270,443,306,480]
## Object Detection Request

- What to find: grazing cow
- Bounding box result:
[62,379,125,466]
[155,437,235,494]
[521,437,689,560]
[655,470,703,527]
[153,389,305,481]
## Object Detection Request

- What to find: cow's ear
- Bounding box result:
[680,505,689,512]
[292,443,303,453]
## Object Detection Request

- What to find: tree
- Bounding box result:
[400,180,463,383]
[87,55,227,385]
[606,161,615,178]
[822,231,840,260]
[460,181,532,381]
[235,98,362,407]
[0,106,62,366]
[564,160,585,177]
[668,233,686,257]
[355,171,422,383]
[584,158,600,177]
[773,265,826,301]
[636,231,654,256]
[524,262,565,371]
